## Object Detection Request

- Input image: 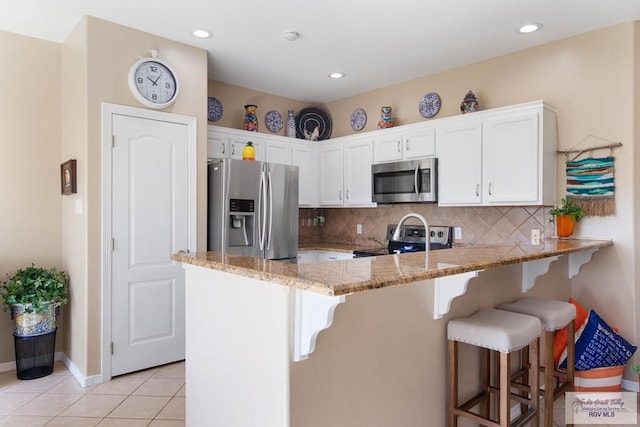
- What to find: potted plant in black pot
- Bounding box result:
[1,264,69,379]
[549,198,586,239]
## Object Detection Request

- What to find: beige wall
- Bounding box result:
[208,80,309,136]
[0,31,62,364]
[58,16,208,376]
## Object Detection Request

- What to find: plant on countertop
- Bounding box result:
[1,264,69,314]
[549,198,586,223]
[633,365,640,375]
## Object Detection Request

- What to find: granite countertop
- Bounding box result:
[172,239,613,296]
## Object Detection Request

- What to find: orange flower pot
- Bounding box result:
[555,215,575,238]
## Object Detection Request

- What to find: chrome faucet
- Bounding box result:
[393,213,430,265]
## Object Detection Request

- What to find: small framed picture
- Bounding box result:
[60,159,77,195]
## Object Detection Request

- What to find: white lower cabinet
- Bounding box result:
[319,137,375,207]
[437,101,556,206]
[296,251,353,264]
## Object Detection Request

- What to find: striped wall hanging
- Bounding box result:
[566,156,615,216]
[557,135,622,217]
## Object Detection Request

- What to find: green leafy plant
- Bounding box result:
[1,264,69,313]
[632,365,640,375]
[549,198,586,223]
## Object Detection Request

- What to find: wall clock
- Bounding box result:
[128,56,179,109]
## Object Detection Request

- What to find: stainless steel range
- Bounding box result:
[353,224,453,257]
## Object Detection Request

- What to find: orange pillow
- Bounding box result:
[553,298,588,365]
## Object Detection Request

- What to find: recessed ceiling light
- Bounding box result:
[519,23,543,33]
[329,72,345,79]
[193,29,212,38]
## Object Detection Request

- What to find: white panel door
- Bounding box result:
[111,114,188,376]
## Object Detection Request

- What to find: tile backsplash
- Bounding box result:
[299,205,552,247]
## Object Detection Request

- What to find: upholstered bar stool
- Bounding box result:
[448,308,541,427]
[498,297,576,427]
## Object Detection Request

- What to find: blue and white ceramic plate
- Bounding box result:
[265,110,283,132]
[418,92,441,119]
[350,108,367,131]
[207,97,223,121]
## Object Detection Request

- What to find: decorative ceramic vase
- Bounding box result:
[377,106,395,129]
[460,91,479,114]
[11,302,59,337]
[243,104,258,132]
[286,110,296,138]
[556,215,575,239]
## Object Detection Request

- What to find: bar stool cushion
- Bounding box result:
[448,308,542,353]
[499,297,576,331]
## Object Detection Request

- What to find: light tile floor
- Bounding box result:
[0,361,185,427]
[1,360,637,426]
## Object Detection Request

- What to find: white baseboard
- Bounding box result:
[59,353,104,387]
[0,352,104,388]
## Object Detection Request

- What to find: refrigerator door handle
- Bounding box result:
[258,169,267,250]
[267,170,273,250]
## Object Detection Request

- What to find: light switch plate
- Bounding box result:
[454,227,462,240]
[356,224,362,234]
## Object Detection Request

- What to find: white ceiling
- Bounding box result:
[2,0,639,103]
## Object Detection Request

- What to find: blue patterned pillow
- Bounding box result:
[560,309,636,371]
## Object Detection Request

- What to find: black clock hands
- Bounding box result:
[146,75,162,86]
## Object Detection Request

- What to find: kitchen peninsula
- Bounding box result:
[173,239,612,427]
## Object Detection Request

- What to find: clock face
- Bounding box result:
[128,58,178,109]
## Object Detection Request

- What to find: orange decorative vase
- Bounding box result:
[555,215,575,238]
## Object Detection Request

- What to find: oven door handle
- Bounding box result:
[414,164,420,199]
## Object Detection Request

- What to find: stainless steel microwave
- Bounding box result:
[371,158,437,203]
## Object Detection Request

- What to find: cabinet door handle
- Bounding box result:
[222,143,225,154]
[488,183,493,196]
[346,189,350,200]
[397,141,401,152]
[231,145,235,156]
[406,139,410,151]
[476,184,479,197]
[339,190,343,201]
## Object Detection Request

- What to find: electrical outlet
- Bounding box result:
[454,227,462,240]
[531,229,540,245]
[356,224,362,234]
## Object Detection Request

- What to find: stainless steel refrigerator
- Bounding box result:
[207,158,299,261]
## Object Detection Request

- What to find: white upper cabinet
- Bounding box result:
[437,120,483,205]
[437,101,556,207]
[319,137,375,207]
[208,100,555,209]
[264,138,292,165]
[373,124,436,163]
[344,137,375,206]
[207,126,264,161]
[291,141,318,207]
[319,141,344,206]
